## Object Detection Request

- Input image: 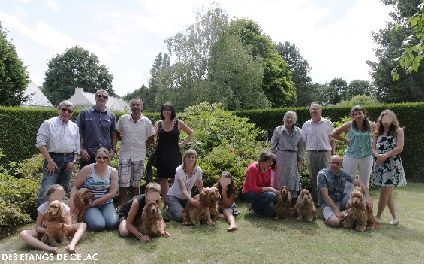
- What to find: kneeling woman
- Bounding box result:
[70,147,119,231]
[166,149,203,222]
[242,152,279,217]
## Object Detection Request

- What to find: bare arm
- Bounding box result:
[330,123,350,143]
[35,213,46,233]
[37,145,57,174]
[178,120,193,149]
[177,178,191,200]
[387,128,404,157]
[125,199,141,237]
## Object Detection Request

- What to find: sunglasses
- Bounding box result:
[96,156,109,160]
[60,108,73,113]
[96,94,108,99]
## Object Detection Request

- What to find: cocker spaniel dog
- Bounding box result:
[140,200,165,237]
[41,200,67,246]
[294,189,316,222]
[73,188,94,223]
[275,186,294,219]
[344,190,375,232]
[182,187,221,226]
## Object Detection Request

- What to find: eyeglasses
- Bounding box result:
[96,156,109,160]
[60,108,73,113]
[330,161,341,165]
[96,94,108,99]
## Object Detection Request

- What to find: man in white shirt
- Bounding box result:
[116,98,155,210]
[301,102,335,204]
[35,100,80,205]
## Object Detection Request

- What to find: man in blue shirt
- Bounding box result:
[76,89,116,169]
[317,155,372,227]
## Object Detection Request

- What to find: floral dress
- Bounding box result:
[371,135,406,187]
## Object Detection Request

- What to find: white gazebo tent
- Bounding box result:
[68,87,129,111]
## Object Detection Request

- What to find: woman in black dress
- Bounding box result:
[154,102,193,199]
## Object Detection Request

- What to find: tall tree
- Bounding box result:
[320,78,348,105]
[208,33,269,110]
[368,0,424,102]
[43,46,114,105]
[346,80,376,99]
[276,41,313,106]
[0,22,29,106]
[228,19,296,107]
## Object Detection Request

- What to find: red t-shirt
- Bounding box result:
[242,162,272,193]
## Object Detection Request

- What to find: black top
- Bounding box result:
[156,119,182,179]
[122,194,146,226]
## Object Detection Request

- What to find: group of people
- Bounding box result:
[243,103,406,227]
[19,92,406,253]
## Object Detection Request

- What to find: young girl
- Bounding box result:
[214,171,238,231]
[20,184,86,253]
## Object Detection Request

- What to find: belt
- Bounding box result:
[49,152,74,157]
[308,150,330,152]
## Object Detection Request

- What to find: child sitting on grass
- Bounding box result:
[214,171,238,231]
[118,182,169,242]
[20,184,86,253]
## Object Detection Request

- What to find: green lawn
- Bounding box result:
[1,183,423,264]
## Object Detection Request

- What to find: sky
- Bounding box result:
[0,0,393,96]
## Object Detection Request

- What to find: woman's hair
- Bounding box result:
[376,109,400,136]
[160,102,176,120]
[257,152,276,163]
[45,184,64,199]
[350,105,371,132]
[283,111,297,125]
[182,149,197,172]
[96,147,110,161]
[146,182,161,193]
[215,171,237,199]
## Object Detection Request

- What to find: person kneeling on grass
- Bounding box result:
[214,171,239,231]
[318,155,372,227]
[20,184,86,253]
[118,182,169,242]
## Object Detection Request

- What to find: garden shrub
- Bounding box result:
[0,200,31,239]
[180,103,267,188]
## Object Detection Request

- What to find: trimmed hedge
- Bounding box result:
[1,103,423,182]
[0,107,159,165]
[234,102,424,182]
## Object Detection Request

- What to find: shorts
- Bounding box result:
[118,159,144,187]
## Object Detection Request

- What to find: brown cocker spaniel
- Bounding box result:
[140,200,164,237]
[294,189,316,222]
[276,186,294,219]
[344,190,375,232]
[41,200,67,246]
[182,187,221,226]
[73,188,94,223]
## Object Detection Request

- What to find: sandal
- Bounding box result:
[390,219,399,226]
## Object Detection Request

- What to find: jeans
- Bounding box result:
[84,202,119,231]
[37,154,74,206]
[244,191,276,218]
[166,195,188,222]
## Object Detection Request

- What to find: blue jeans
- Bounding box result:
[244,191,276,218]
[166,195,188,222]
[84,202,119,231]
[37,154,74,206]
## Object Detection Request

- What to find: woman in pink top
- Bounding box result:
[242,152,278,217]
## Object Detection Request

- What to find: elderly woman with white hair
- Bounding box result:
[270,111,305,199]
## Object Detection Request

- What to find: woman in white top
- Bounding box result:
[166,149,203,222]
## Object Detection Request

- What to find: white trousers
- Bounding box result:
[343,155,373,189]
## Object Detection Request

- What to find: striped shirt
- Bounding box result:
[83,164,112,205]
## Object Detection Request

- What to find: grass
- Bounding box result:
[1,183,423,264]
